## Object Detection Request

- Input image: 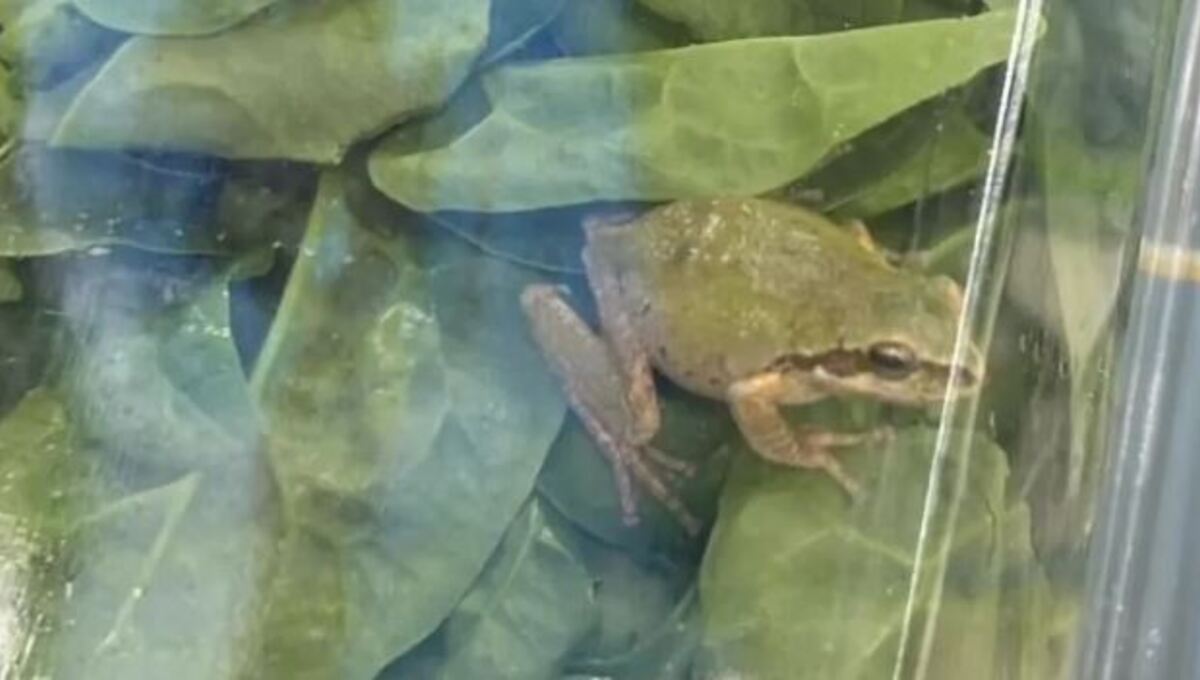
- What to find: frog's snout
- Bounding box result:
[947,344,987,395]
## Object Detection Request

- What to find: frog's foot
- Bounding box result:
[801,426,895,451]
[624,447,703,535]
[790,426,895,500]
[730,373,894,500]
[570,408,701,535]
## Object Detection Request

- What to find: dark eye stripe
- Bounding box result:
[768,349,971,385]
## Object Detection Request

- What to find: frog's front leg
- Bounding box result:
[729,372,889,498]
[520,284,702,535]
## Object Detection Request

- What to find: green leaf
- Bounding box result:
[637,0,970,41]
[434,500,595,680]
[424,208,588,274]
[0,387,90,535]
[0,305,58,416]
[483,0,566,66]
[0,62,18,143]
[0,0,27,22]
[0,1,126,91]
[71,0,275,36]
[635,0,853,40]
[8,271,278,680]
[1028,2,1141,508]
[61,259,262,474]
[249,169,566,679]
[32,471,274,680]
[0,259,20,300]
[567,587,700,680]
[51,0,491,162]
[698,428,1053,680]
[537,386,734,559]
[1031,10,1136,370]
[0,388,96,678]
[370,11,1024,211]
[0,146,311,258]
[841,114,990,216]
[560,522,697,676]
[550,0,688,56]
[797,107,991,218]
[0,147,229,256]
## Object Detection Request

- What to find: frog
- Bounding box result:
[521,198,985,535]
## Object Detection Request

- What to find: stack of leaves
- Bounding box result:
[0,1,1068,679]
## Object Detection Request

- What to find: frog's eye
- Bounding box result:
[867,342,918,380]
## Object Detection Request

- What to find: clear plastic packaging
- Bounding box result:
[0,1,1174,678]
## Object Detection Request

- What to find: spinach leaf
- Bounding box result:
[59,255,260,475]
[550,0,688,56]
[1028,0,1144,516]
[482,0,566,67]
[537,386,734,560]
[0,259,19,299]
[559,520,696,674]
[772,86,995,220]
[0,146,312,258]
[0,387,90,542]
[0,388,92,538]
[0,388,96,678]
[71,0,275,37]
[370,11,1022,211]
[637,0,967,41]
[566,587,700,680]
[0,304,58,416]
[697,428,1054,680]
[0,1,125,91]
[0,146,226,256]
[423,208,588,274]
[433,500,595,679]
[249,169,566,679]
[32,471,274,680]
[829,110,991,217]
[0,60,17,141]
[0,0,24,23]
[51,0,490,162]
[7,272,278,680]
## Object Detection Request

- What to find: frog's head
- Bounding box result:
[811,276,986,406]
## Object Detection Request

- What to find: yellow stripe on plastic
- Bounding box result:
[1139,242,1200,281]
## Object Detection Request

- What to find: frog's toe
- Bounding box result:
[519,283,571,312]
[645,446,698,479]
[620,508,642,528]
[822,458,864,501]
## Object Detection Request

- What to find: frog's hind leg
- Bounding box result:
[521,284,701,535]
[583,241,698,481]
[580,242,662,442]
[729,372,889,498]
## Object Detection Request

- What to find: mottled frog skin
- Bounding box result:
[522,198,984,534]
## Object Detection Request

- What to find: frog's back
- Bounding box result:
[628,199,879,292]
[589,198,915,396]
